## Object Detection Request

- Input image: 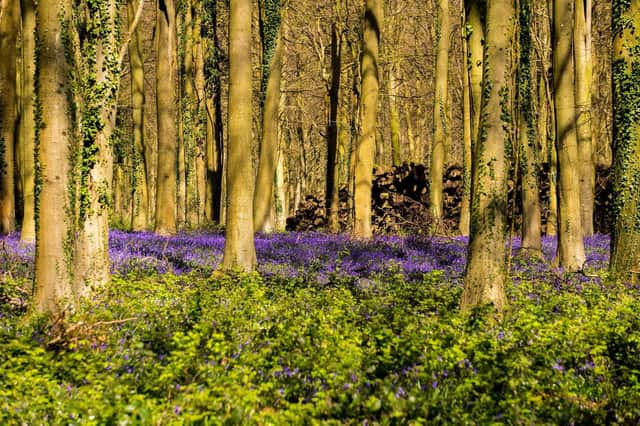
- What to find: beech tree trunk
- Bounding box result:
[519,0,542,252]
[254,19,283,233]
[155,0,178,236]
[353,0,382,239]
[19,0,36,242]
[0,0,18,234]
[553,0,585,271]
[461,0,514,312]
[574,0,595,236]
[129,0,149,231]
[33,0,75,314]
[610,0,640,282]
[429,0,450,232]
[459,4,472,236]
[223,0,256,270]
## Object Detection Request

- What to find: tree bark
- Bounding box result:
[461,0,514,312]
[519,0,542,252]
[326,22,342,233]
[610,0,640,282]
[459,4,472,236]
[254,20,283,233]
[429,0,450,232]
[19,0,36,242]
[353,0,382,239]
[223,0,256,270]
[574,0,595,236]
[155,0,178,236]
[33,0,75,314]
[0,0,18,234]
[129,0,149,231]
[553,0,585,271]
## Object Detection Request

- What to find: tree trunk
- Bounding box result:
[223,0,256,270]
[326,22,342,233]
[0,0,18,234]
[353,0,382,239]
[459,5,472,236]
[553,0,585,271]
[461,0,514,312]
[430,0,450,233]
[519,0,542,252]
[610,0,640,282]
[466,0,484,148]
[19,0,36,242]
[129,0,149,231]
[254,18,283,234]
[155,0,178,236]
[33,0,75,314]
[574,0,595,236]
[204,2,223,224]
[388,64,401,168]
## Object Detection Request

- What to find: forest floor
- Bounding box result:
[1,231,639,423]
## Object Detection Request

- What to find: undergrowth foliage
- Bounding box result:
[0,232,639,423]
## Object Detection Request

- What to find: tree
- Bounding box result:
[553,0,585,271]
[254,0,283,233]
[575,0,595,236]
[155,0,178,236]
[19,0,37,242]
[33,0,76,313]
[0,0,18,235]
[353,0,382,239]
[519,0,542,253]
[129,0,149,231]
[610,0,640,282]
[326,20,342,233]
[461,0,515,312]
[429,0,450,233]
[223,0,257,270]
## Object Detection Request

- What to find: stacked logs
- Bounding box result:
[286,163,613,235]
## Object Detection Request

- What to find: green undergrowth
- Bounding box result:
[1,271,639,424]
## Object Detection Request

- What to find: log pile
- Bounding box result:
[286,163,613,235]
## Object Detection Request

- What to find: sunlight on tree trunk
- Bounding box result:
[461,0,514,312]
[553,0,585,271]
[429,0,450,233]
[223,0,257,270]
[254,8,283,234]
[33,0,75,314]
[19,0,36,242]
[610,0,640,283]
[0,0,18,235]
[574,0,595,237]
[129,0,149,231]
[326,21,342,233]
[353,0,381,239]
[155,0,178,236]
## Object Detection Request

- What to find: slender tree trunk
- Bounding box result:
[204,2,223,224]
[155,0,178,236]
[33,0,75,314]
[0,0,18,234]
[353,0,382,239]
[461,0,514,312]
[254,20,283,233]
[466,0,484,148]
[429,0,450,233]
[129,0,148,231]
[223,0,256,270]
[459,5,472,236]
[388,65,401,168]
[19,0,36,242]
[519,0,542,252]
[554,0,585,271]
[610,0,640,282]
[326,22,342,232]
[574,0,595,236]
